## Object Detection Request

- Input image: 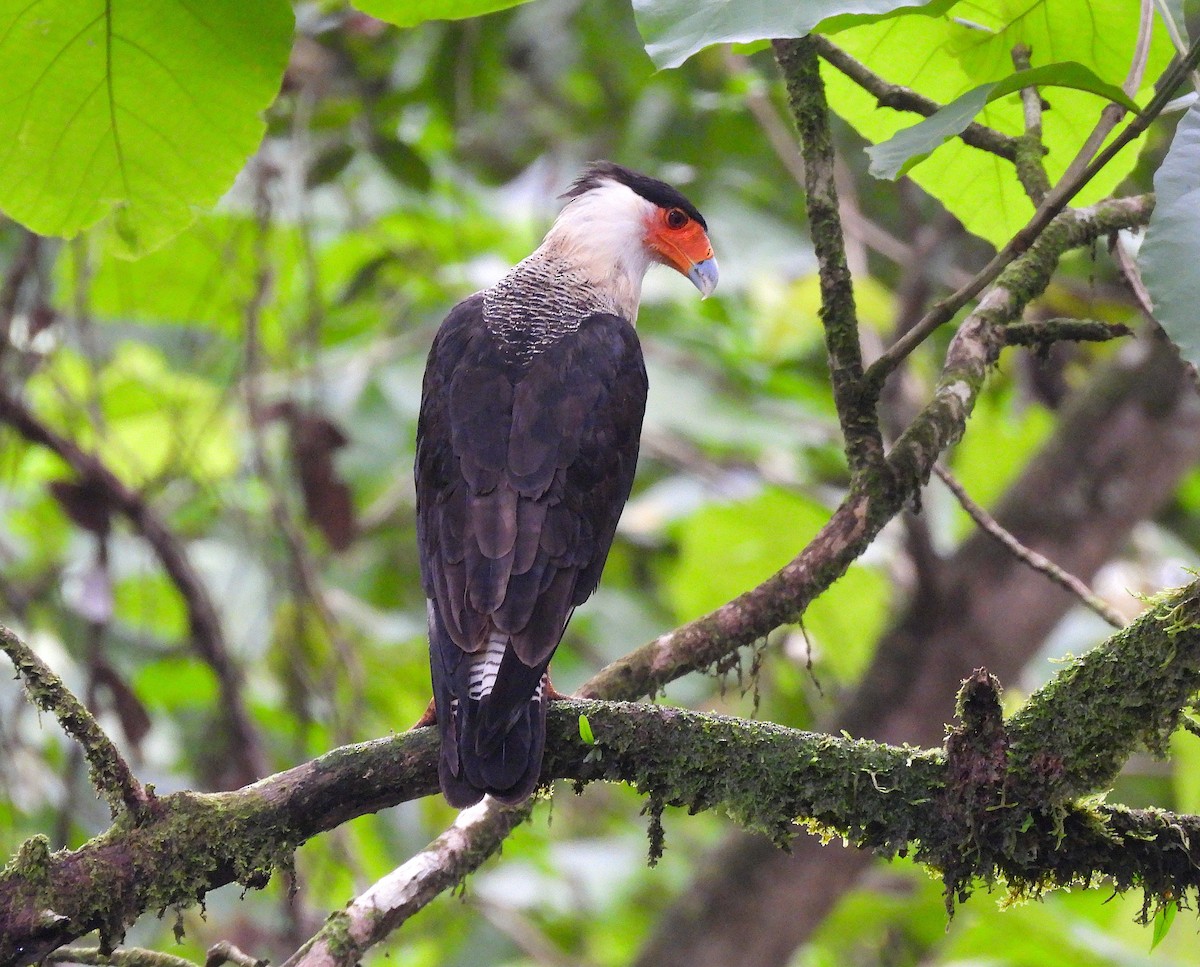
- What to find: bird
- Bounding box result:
[415,161,718,807]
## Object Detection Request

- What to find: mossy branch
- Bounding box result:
[0,624,147,821]
[1008,583,1200,801]
[772,36,884,476]
[8,579,1200,962]
[46,947,198,966]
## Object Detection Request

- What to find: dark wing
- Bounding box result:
[416,297,648,806]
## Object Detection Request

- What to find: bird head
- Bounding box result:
[547,161,719,302]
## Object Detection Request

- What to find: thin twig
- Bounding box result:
[1012,44,1051,204]
[725,51,973,285]
[1149,0,1199,91]
[241,165,365,743]
[0,624,148,819]
[472,896,587,967]
[813,35,1023,162]
[1002,318,1132,347]
[933,465,1126,629]
[205,941,268,967]
[0,229,43,357]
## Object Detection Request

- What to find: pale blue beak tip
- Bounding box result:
[687,257,719,299]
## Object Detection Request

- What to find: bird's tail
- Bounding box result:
[430,615,548,808]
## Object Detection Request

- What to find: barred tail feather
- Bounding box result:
[429,605,549,807]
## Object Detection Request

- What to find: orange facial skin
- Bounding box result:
[645,206,715,276]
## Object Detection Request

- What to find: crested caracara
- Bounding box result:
[416,161,718,807]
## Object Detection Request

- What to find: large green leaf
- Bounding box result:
[868,62,1141,180]
[823,0,1171,246]
[0,0,293,256]
[1140,104,1200,369]
[633,0,953,70]
[354,0,534,28]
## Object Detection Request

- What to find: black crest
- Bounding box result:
[563,161,707,229]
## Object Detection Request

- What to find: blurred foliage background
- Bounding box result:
[2,1,1199,965]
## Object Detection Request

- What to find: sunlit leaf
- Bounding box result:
[0,0,293,256]
[632,0,954,69]
[1141,104,1200,369]
[355,0,533,28]
[824,0,1170,245]
[868,63,1141,180]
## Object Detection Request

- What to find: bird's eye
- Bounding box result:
[666,208,688,229]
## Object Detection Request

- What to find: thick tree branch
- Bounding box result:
[642,333,1200,967]
[280,800,532,967]
[772,36,884,475]
[8,575,1200,962]
[0,625,147,820]
[0,388,265,788]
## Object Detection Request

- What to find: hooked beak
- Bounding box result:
[687,257,719,299]
[647,219,719,300]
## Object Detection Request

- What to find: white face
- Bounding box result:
[543,178,658,287]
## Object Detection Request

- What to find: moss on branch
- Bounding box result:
[1008,583,1200,801]
[772,36,884,477]
[0,625,147,821]
[7,580,1200,959]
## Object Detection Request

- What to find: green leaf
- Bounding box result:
[372,137,433,192]
[633,0,952,70]
[823,0,1171,245]
[0,0,293,256]
[868,63,1141,180]
[1150,901,1177,951]
[354,0,534,28]
[1141,104,1200,369]
[579,713,595,745]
